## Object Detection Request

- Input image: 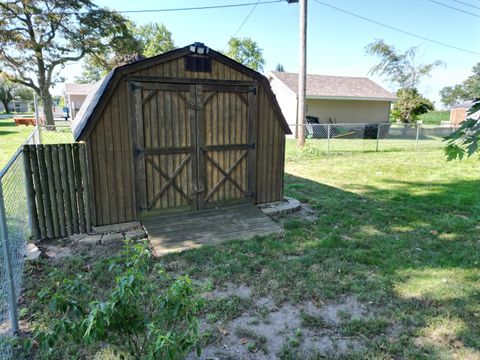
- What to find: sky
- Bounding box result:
[58,0,480,108]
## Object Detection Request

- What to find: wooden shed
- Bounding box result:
[72,43,291,226]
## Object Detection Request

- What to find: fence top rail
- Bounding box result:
[288,122,392,126]
[288,122,459,128]
[42,123,72,128]
[0,147,23,180]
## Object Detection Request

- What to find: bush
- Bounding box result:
[25,241,203,359]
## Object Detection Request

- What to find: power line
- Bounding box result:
[1,1,283,20]
[427,0,480,17]
[312,0,480,56]
[450,0,480,10]
[114,1,283,14]
[233,0,261,37]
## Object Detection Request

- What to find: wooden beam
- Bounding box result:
[144,155,191,202]
[248,87,257,200]
[145,154,191,210]
[22,146,40,240]
[202,144,253,152]
[124,75,256,88]
[195,84,206,209]
[143,146,193,155]
[204,151,248,202]
[131,84,147,213]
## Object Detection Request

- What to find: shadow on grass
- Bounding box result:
[0,130,16,136]
[157,172,480,357]
[282,173,480,357]
[0,119,15,127]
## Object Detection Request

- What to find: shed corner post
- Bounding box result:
[80,142,94,232]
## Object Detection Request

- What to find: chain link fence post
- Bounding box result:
[327,124,331,155]
[376,124,380,152]
[0,183,19,335]
[415,123,420,151]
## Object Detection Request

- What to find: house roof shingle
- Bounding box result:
[270,71,396,100]
[64,83,96,95]
[451,100,474,109]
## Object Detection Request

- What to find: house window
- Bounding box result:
[185,55,212,72]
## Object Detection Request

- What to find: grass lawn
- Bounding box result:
[418,111,450,125]
[20,142,480,359]
[0,117,74,169]
[0,117,35,169]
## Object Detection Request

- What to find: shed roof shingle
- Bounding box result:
[270,71,396,100]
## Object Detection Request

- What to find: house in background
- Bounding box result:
[449,100,479,126]
[0,99,29,113]
[268,71,396,135]
[64,83,96,120]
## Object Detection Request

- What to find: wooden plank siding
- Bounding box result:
[23,144,91,240]
[87,56,285,226]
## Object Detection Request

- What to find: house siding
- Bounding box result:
[269,77,297,135]
[69,94,88,120]
[450,107,467,126]
[306,99,391,124]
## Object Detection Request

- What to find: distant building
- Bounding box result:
[64,83,96,120]
[0,99,29,113]
[268,71,396,135]
[450,100,479,126]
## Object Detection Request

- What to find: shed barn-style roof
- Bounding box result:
[269,71,396,101]
[72,44,290,140]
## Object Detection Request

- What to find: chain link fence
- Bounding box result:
[0,128,39,359]
[0,123,73,359]
[289,122,458,155]
[41,124,75,144]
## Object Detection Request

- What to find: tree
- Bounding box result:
[275,63,285,72]
[76,22,175,83]
[134,22,175,58]
[440,63,480,107]
[0,78,15,113]
[0,1,131,125]
[365,39,444,89]
[15,86,33,101]
[444,100,480,160]
[75,57,109,84]
[226,37,265,71]
[391,88,434,123]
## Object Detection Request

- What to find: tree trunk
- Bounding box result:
[1,100,10,114]
[41,89,55,126]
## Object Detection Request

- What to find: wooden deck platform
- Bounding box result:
[143,203,283,256]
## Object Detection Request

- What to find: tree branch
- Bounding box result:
[0,71,39,93]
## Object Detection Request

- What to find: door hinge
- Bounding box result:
[249,87,257,95]
[134,148,144,157]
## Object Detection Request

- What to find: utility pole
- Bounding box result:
[297,0,307,147]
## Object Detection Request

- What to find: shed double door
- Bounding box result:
[130,81,257,215]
